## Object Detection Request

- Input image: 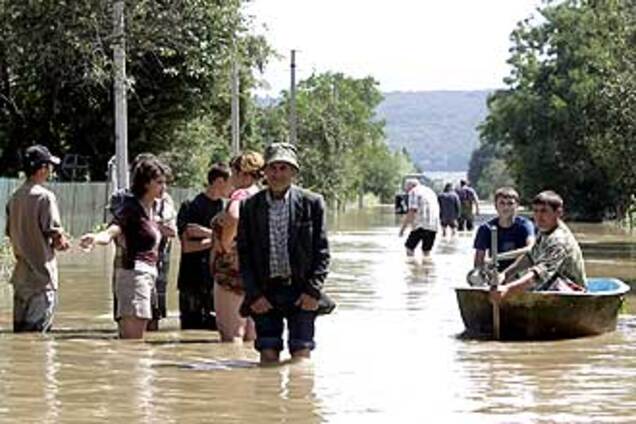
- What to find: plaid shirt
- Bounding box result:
[266,190,292,278]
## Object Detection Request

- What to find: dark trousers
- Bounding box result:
[152,247,171,321]
[252,284,317,353]
[458,214,474,231]
[179,289,216,330]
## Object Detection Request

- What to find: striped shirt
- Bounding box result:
[407,184,440,232]
[266,190,292,278]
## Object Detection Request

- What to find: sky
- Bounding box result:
[245,0,544,95]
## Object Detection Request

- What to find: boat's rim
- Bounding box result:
[454,278,630,297]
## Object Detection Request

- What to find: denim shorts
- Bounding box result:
[253,285,317,353]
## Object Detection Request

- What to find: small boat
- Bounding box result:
[455,278,630,340]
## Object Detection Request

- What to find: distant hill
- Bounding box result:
[376,90,492,172]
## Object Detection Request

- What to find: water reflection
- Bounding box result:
[0,337,60,422]
[0,205,633,422]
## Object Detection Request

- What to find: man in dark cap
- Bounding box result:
[5,145,70,332]
[237,142,333,364]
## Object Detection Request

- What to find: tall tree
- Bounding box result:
[585,0,636,218]
[252,72,414,205]
[478,0,635,219]
[0,0,272,184]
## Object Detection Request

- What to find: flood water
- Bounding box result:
[0,206,635,423]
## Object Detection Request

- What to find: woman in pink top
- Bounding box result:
[211,151,264,342]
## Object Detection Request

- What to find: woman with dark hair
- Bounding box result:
[211,151,264,342]
[80,156,171,339]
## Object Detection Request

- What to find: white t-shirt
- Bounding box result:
[408,184,440,232]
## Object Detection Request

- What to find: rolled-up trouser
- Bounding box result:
[252,284,317,353]
[13,287,57,333]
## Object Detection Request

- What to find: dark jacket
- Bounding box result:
[237,185,330,308]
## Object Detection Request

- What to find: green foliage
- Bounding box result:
[0,0,273,184]
[475,159,515,201]
[253,72,414,204]
[468,141,516,200]
[585,2,636,220]
[477,0,636,220]
[359,141,416,202]
[158,116,230,188]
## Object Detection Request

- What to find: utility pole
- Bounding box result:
[289,49,297,144]
[231,57,240,155]
[113,1,129,189]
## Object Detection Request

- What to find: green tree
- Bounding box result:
[468,143,515,200]
[478,0,635,220]
[585,0,636,219]
[252,72,415,205]
[0,0,272,185]
[358,139,416,203]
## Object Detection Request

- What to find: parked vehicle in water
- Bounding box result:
[455,278,630,340]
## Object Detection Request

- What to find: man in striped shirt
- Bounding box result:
[399,178,440,256]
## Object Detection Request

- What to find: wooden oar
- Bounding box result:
[490,225,501,340]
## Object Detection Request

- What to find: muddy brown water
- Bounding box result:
[0,206,634,423]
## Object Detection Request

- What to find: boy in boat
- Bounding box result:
[490,190,587,303]
[473,187,535,272]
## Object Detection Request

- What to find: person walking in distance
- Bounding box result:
[438,182,461,238]
[399,178,440,256]
[456,179,480,231]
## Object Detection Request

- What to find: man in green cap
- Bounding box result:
[237,142,333,364]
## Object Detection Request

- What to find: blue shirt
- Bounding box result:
[473,216,535,270]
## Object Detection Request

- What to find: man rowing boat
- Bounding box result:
[490,190,587,303]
